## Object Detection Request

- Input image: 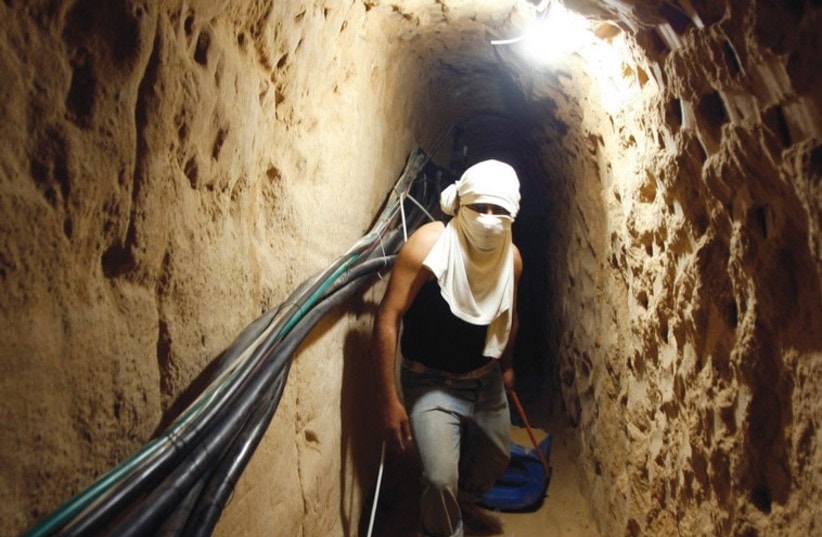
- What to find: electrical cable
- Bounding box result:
[23,138,450,537]
[181,269,389,537]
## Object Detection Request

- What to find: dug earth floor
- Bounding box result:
[368,394,601,537]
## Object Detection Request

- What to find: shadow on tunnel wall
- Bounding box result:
[339,294,383,537]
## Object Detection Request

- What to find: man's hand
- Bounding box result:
[502,364,515,392]
[381,397,413,452]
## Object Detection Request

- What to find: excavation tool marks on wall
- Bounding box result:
[23,141,450,537]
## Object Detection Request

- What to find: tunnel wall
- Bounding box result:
[0,1,445,535]
[1,1,820,536]
[540,1,821,535]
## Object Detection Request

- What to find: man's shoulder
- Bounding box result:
[399,221,444,264]
[412,220,445,242]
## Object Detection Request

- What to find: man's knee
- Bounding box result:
[422,466,458,495]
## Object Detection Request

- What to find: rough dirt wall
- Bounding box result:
[2,0,820,536]
[0,1,446,535]
[539,1,821,535]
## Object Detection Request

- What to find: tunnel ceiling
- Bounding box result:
[363,0,663,98]
[358,0,652,164]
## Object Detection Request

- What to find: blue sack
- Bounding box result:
[481,434,552,512]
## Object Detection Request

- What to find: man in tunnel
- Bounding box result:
[372,159,523,537]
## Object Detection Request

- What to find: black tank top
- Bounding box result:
[400,279,491,373]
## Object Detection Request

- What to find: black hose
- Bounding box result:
[181,271,382,537]
[160,172,437,536]
[56,342,282,535]
[153,473,207,536]
[25,146,446,537]
[154,256,399,536]
[55,255,384,535]
[210,303,283,377]
[164,260,397,533]
[179,378,286,537]
[110,270,381,537]
[186,151,439,528]
[102,360,290,537]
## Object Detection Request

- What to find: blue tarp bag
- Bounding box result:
[481,434,552,512]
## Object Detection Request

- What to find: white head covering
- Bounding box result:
[423,159,521,358]
[439,159,521,218]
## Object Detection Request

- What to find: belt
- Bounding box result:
[401,358,498,380]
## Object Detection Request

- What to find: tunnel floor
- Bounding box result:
[497,422,601,536]
[368,391,600,536]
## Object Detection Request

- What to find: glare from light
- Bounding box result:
[491,3,645,114]
[592,37,644,113]
[521,4,594,64]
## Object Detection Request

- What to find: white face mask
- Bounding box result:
[459,210,511,251]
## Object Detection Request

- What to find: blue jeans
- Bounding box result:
[401,359,511,537]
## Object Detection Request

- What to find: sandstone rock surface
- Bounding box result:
[0,1,819,536]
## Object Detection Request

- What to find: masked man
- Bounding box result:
[372,159,522,537]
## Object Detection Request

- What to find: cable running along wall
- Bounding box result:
[24,141,451,537]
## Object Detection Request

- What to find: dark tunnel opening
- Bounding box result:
[449,110,558,403]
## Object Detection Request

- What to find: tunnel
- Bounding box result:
[0,0,820,535]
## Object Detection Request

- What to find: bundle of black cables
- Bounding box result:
[24,141,451,537]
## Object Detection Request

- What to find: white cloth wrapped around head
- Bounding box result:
[440,159,521,218]
[424,159,521,359]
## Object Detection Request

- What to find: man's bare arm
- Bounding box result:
[371,222,442,451]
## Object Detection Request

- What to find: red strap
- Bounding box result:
[509,389,551,481]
